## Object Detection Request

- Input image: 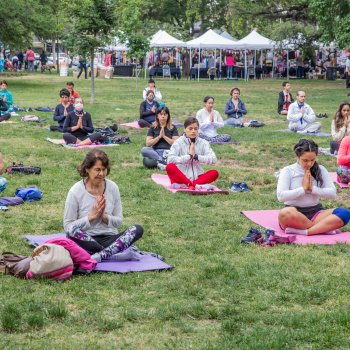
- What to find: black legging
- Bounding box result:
[0,113,10,122]
[78,63,88,79]
[63,132,103,145]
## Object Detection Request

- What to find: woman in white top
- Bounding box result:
[196,96,231,143]
[64,149,143,262]
[330,102,350,154]
[277,139,350,235]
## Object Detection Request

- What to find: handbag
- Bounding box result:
[26,244,73,281]
[1,252,32,277]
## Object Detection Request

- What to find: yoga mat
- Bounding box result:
[120,121,142,129]
[120,121,183,128]
[46,138,119,149]
[0,120,17,124]
[330,172,350,188]
[319,148,337,157]
[241,210,350,245]
[151,173,229,195]
[210,141,240,145]
[277,129,331,137]
[172,121,184,127]
[22,233,172,273]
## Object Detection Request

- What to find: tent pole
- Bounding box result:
[219,49,222,79]
[190,48,192,80]
[198,47,200,81]
[245,50,247,81]
[254,50,257,79]
[272,50,275,78]
[287,50,289,80]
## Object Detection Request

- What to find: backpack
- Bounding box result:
[6,163,41,175]
[15,186,42,202]
[0,252,32,278]
[26,244,73,281]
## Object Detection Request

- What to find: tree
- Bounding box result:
[64,0,117,103]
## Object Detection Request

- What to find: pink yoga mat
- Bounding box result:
[151,173,229,195]
[22,233,172,273]
[46,138,119,149]
[330,172,350,188]
[120,121,142,129]
[242,209,350,245]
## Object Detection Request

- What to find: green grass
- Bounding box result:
[0,75,349,349]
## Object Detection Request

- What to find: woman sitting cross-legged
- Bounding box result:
[141,106,179,170]
[63,98,104,146]
[277,139,350,235]
[139,90,160,128]
[166,117,219,190]
[330,102,350,154]
[64,150,144,263]
[196,96,231,143]
[224,87,247,127]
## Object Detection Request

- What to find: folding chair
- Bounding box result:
[162,65,171,79]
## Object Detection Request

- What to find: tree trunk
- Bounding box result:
[90,50,95,104]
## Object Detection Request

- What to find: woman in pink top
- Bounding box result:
[337,135,350,168]
[26,47,35,72]
[225,53,235,78]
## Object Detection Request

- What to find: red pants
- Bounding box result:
[166,163,219,186]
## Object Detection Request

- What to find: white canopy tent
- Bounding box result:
[186,29,238,80]
[233,30,275,80]
[149,30,186,48]
[220,31,237,42]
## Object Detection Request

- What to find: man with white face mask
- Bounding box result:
[63,98,104,146]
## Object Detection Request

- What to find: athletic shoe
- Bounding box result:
[241,228,262,243]
[264,227,275,243]
[239,182,250,192]
[230,182,242,192]
[157,162,166,171]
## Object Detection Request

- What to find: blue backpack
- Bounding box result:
[15,186,42,202]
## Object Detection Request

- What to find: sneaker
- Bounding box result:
[239,182,250,192]
[241,228,262,243]
[264,227,275,243]
[157,162,166,171]
[230,182,242,192]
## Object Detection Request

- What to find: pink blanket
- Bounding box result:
[242,209,350,245]
[120,121,142,129]
[151,173,229,194]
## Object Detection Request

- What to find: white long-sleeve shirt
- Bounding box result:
[277,162,336,207]
[287,101,316,131]
[331,120,350,142]
[196,108,224,137]
[64,179,123,236]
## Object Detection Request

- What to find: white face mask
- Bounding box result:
[74,102,83,112]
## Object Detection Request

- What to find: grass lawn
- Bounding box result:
[1,74,350,349]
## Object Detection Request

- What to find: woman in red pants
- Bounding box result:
[166,116,219,190]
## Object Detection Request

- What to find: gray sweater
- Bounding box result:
[64,179,123,236]
[277,162,336,207]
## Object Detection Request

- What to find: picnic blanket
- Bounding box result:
[277,129,331,137]
[210,141,240,145]
[330,172,350,188]
[151,173,229,195]
[0,120,17,124]
[241,209,350,245]
[22,233,172,273]
[46,138,119,149]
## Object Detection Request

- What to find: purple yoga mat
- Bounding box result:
[22,233,172,273]
[278,129,331,137]
[0,196,24,206]
[172,121,184,127]
[241,210,350,245]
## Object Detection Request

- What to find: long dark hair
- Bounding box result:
[153,106,173,130]
[294,139,323,186]
[333,102,350,132]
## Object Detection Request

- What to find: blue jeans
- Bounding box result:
[224,117,243,127]
[227,66,233,78]
[28,60,34,72]
[141,147,166,161]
